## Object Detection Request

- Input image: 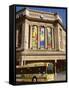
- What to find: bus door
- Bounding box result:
[46,63,55,81]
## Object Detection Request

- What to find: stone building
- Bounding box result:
[16,8,66,73]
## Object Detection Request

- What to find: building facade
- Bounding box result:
[16,8,66,73]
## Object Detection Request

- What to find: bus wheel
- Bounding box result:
[32,77,37,83]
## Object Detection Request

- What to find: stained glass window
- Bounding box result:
[47,27,52,49]
[32,25,38,48]
[40,26,45,48]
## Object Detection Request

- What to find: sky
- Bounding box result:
[16,6,67,29]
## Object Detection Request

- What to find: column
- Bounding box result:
[24,19,29,50]
[20,55,23,66]
[54,24,59,50]
[59,29,63,50]
[61,30,63,49]
[30,25,32,49]
[16,29,19,47]
[55,60,57,80]
[58,28,60,50]
[21,56,26,66]
[45,27,47,49]
[52,28,54,49]
[24,61,26,65]
[38,26,40,49]
[23,55,26,65]
[57,24,60,50]
[21,23,25,49]
[28,25,30,49]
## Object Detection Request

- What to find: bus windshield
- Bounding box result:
[47,63,54,74]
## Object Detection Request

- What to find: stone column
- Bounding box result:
[58,27,60,50]
[54,24,59,50]
[24,19,29,50]
[20,55,23,66]
[21,23,25,49]
[61,30,63,49]
[55,60,57,79]
[21,55,26,66]
[30,25,32,49]
[59,28,63,50]
[38,26,40,49]
[16,29,19,47]
[57,24,61,51]
[24,61,26,65]
[45,27,47,49]
[21,60,26,66]
[52,28,54,49]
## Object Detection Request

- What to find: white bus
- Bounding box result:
[16,63,55,82]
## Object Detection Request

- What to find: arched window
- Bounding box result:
[40,26,45,48]
[47,27,52,49]
[32,25,38,49]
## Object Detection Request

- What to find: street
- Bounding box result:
[55,71,66,81]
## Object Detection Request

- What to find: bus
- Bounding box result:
[16,63,55,82]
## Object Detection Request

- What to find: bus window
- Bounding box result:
[39,66,46,74]
[19,66,46,74]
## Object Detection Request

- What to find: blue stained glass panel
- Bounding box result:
[40,41,44,46]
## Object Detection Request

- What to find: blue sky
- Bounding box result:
[16,6,67,29]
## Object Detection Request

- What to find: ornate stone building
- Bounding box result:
[16,8,66,73]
